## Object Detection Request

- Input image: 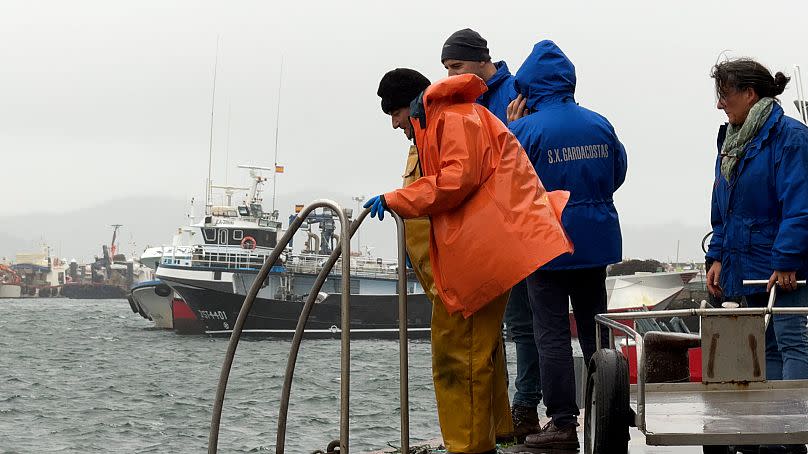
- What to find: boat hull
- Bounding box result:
[62,283,127,299]
[172,298,204,334]
[0,284,22,298]
[169,282,433,339]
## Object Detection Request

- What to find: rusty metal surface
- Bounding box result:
[633,381,808,446]
[701,314,766,384]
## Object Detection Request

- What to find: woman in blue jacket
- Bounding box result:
[706,58,808,389]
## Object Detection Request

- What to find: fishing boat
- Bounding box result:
[156,166,432,338]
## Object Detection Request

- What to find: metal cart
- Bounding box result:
[585,280,808,454]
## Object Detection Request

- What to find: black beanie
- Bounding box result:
[377,68,431,114]
[441,28,490,63]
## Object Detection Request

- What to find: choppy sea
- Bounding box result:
[0,298,525,453]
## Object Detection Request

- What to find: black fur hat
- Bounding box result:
[377,68,430,114]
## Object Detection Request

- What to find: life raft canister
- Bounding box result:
[240,236,257,250]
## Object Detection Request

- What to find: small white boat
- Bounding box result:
[570,271,697,337]
[129,280,175,329]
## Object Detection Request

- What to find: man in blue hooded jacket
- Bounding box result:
[507,40,628,449]
[441,28,542,441]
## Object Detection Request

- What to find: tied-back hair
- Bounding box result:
[711,57,790,100]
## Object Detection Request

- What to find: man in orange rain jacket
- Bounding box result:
[370,68,572,453]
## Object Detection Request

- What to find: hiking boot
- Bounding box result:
[524,420,579,451]
[511,405,541,443]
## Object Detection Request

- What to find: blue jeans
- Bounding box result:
[743,287,808,380]
[526,267,608,428]
[504,279,542,409]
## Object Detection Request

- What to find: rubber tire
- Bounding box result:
[702,446,733,454]
[584,349,630,454]
[325,439,341,453]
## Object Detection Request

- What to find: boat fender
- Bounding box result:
[240,236,256,250]
[155,284,172,298]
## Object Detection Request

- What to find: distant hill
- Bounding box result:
[0,194,713,265]
[0,197,190,263]
[0,191,378,264]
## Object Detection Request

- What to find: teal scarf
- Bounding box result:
[721,97,774,182]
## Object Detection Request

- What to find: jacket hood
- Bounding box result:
[514,40,576,110]
[423,73,488,117]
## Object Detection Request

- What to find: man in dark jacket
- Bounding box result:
[441,28,542,441]
[508,40,628,449]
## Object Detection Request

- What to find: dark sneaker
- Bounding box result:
[511,405,541,443]
[524,420,579,451]
[758,445,808,454]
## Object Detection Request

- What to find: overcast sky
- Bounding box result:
[2,0,807,260]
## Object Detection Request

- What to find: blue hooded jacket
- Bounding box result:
[706,102,808,297]
[509,40,627,270]
[477,61,517,124]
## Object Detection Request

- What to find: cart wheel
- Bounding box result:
[702,446,732,454]
[584,349,630,454]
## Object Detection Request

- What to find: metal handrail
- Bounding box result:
[274,203,353,454]
[208,201,410,454]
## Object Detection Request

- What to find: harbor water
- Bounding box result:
[0,298,522,453]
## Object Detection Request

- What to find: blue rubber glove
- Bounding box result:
[363,194,387,221]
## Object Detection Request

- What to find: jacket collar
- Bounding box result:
[479,61,510,96]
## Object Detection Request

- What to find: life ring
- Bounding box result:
[240,236,257,250]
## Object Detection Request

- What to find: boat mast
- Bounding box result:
[225,103,232,185]
[795,65,807,125]
[205,36,220,214]
[272,58,283,214]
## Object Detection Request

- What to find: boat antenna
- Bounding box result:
[225,103,232,185]
[272,57,283,214]
[205,35,220,214]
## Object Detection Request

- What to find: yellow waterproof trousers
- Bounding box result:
[431,291,513,452]
[402,146,513,452]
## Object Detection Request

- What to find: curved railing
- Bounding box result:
[208,200,410,454]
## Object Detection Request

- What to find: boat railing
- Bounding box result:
[208,199,410,454]
[179,243,414,281]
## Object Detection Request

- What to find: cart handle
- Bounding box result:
[743,279,805,330]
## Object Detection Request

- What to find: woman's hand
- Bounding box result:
[707,261,723,298]
[767,270,798,292]
[507,94,529,123]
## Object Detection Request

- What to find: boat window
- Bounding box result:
[218,229,228,245]
[203,228,216,242]
[233,230,244,241]
[238,206,250,216]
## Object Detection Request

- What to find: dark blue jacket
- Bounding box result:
[509,40,627,270]
[477,61,516,124]
[706,102,808,297]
